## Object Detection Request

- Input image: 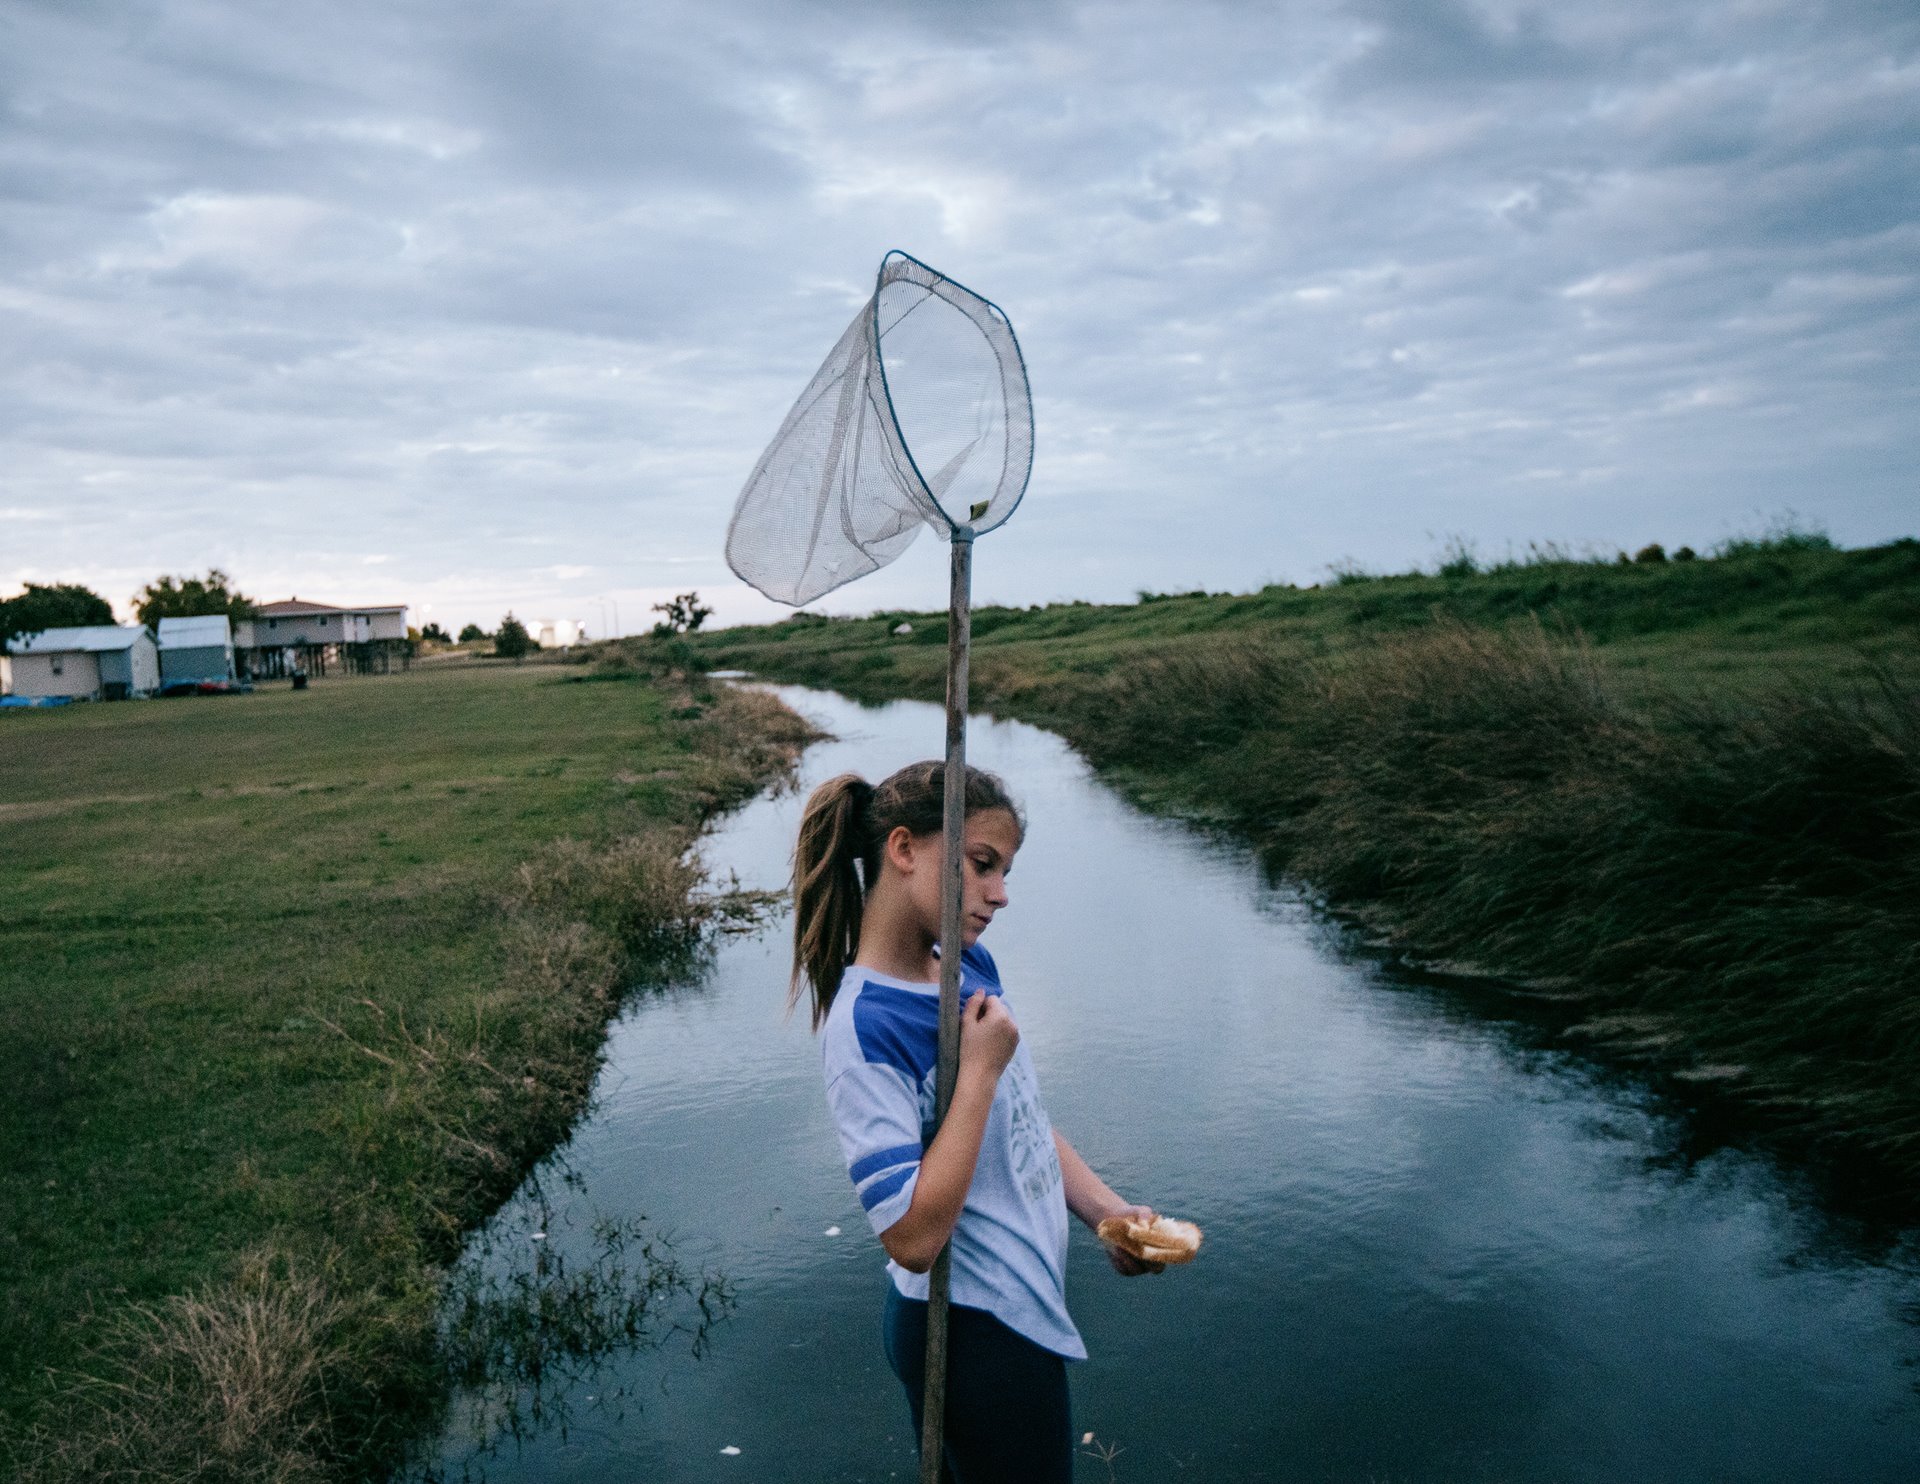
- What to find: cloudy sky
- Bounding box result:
[4,0,1915,633]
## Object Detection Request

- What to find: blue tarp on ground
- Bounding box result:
[0,695,73,708]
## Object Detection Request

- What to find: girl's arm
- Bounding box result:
[1054,1130,1163,1276]
[879,992,1018,1274]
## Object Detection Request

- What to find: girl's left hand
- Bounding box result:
[1097,1203,1166,1277]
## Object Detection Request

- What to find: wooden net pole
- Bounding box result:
[919,530,973,1482]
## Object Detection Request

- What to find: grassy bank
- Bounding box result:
[693,538,1920,1198]
[695,534,1918,701]
[0,654,814,1481]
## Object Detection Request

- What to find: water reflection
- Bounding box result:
[421,686,1920,1483]
[415,1166,736,1483]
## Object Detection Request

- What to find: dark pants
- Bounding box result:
[882,1285,1073,1484]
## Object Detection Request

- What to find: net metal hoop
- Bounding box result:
[870,250,1034,540]
[724,250,1034,607]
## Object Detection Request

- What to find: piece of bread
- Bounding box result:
[1096,1213,1202,1265]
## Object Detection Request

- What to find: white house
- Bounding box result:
[4,625,160,701]
[156,614,235,684]
[233,597,411,677]
[525,618,586,649]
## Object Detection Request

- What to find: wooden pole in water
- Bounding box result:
[920,530,973,1483]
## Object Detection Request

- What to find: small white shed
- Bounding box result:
[157,614,235,684]
[5,625,160,700]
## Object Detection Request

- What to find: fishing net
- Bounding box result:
[727,251,1033,607]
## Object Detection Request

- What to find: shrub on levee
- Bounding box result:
[493,614,532,659]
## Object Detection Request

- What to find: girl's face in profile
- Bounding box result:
[903,806,1021,949]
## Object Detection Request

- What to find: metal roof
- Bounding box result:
[156,614,232,648]
[255,599,343,616]
[5,624,150,654]
[255,598,407,616]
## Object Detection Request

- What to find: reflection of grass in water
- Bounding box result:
[1081,1432,1125,1480]
[419,1176,734,1480]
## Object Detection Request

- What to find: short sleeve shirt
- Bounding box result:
[819,945,1085,1360]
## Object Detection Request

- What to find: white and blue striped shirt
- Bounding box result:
[820,945,1084,1360]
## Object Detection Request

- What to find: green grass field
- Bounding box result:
[0,656,811,1480]
[690,538,1920,1199]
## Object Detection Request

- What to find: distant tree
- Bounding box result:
[0,582,115,649]
[1633,543,1668,564]
[1672,546,1698,562]
[458,623,489,643]
[494,613,533,659]
[650,590,713,636]
[133,569,256,630]
[420,621,450,643]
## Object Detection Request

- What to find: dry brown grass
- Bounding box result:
[15,1251,348,1484]
[509,833,707,958]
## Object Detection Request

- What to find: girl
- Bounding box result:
[791,760,1161,1483]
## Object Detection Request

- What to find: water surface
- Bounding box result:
[428,686,1920,1483]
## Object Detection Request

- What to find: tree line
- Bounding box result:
[2,570,715,657]
[0,570,255,650]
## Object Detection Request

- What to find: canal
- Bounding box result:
[424,684,1920,1482]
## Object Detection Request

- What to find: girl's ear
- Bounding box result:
[882,824,919,876]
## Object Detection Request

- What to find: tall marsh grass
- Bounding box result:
[1068,622,1920,1177]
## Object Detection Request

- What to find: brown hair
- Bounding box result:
[790,760,1023,1029]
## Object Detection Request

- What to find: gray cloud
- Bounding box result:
[1,0,1914,630]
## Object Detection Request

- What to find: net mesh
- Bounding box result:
[727,251,1033,607]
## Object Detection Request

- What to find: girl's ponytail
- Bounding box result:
[790,773,877,1029]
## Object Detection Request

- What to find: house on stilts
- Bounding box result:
[234,599,411,679]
